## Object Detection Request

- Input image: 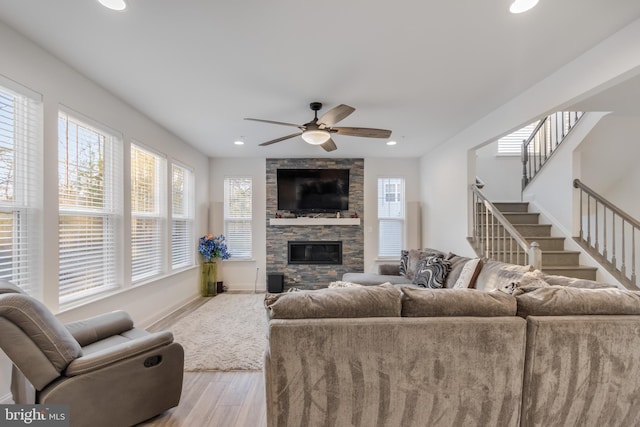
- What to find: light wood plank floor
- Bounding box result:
[141,296,268,427]
[140,371,266,427]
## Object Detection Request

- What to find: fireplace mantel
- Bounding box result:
[269,218,360,226]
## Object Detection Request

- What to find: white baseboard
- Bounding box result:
[1,392,13,404]
[138,294,200,329]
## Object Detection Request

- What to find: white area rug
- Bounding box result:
[170,293,267,371]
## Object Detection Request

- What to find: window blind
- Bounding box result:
[0,82,42,296]
[171,163,194,269]
[497,121,538,155]
[224,177,252,259]
[377,177,405,257]
[58,110,122,305]
[131,143,166,282]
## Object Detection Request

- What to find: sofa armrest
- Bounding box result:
[65,310,134,347]
[64,331,174,376]
[379,264,400,275]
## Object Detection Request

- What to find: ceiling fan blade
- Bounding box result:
[333,127,392,138]
[321,137,337,152]
[245,118,302,128]
[258,132,302,146]
[318,104,355,127]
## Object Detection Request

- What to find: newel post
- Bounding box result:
[529,241,542,270]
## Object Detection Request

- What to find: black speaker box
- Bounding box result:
[267,273,284,293]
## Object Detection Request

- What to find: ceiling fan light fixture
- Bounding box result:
[98,0,127,11]
[509,0,539,14]
[301,129,331,145]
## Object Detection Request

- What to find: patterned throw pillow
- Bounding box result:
[453,258,483,289]
[399,250,409,277]
[412,255,452,289]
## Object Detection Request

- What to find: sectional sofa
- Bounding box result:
[263,251,640,426]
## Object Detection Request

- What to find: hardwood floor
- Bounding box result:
[142,295,268,427]
[140,371,266,427]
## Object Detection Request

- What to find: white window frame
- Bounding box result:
[377,177,405,258]
[58,108,122,306]
[224,176,252,259]
[130,142,167,283]
[171,162,194,269]
[0,79,42,297]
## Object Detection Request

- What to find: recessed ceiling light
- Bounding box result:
[234,140,244,145]
[386,141,397,146]
[98,0,127,11]
[509,0,539,14]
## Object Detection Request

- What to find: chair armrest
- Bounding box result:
[64,331,174,376]
[65,311,134,347]
[379,264,400,275]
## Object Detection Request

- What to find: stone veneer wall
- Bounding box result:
[266,158,364,290]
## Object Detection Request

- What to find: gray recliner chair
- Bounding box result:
[0,281,184,427]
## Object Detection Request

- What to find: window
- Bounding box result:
[0,81,42,295]
[497,121,538,155]
[58,109,122,304]
[378,177,405,257]
[224,177,252,259]
[171,163,194,269]
[131,143,166,282]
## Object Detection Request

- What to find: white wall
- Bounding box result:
[475,142,523,201]
[420,18,640,257]
[579,114,640,218]
[209,158,267,291]
[0,22,209,401]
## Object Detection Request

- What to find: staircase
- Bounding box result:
[488,201,597,280]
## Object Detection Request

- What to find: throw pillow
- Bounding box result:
[444,252,473,288]
[453,258,483,289]
[411,255,452,289]
[405,248,446,280]
[399,250,409,277]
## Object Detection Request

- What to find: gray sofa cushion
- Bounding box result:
[400,287,517,317]
[265,283,402,319]
[539,273,618,289]
[516,286,640,317]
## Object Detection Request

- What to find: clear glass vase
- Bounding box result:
[201,261,218,297]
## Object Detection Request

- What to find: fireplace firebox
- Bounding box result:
[288,241,342,265]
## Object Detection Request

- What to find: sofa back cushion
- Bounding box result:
[516,286,640,317]
[265,283,402,319]
[400,287,517,317]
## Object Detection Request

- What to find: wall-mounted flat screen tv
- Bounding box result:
[277,168,350,213]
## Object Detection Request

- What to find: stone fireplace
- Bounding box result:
[266,158,364,290]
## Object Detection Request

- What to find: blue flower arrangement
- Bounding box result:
[198,234,231,262]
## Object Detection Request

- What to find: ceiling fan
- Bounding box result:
[244,102,392,152]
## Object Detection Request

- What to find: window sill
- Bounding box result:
[57,264,199,315]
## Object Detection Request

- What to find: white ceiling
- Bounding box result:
[1,0,640,158]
